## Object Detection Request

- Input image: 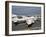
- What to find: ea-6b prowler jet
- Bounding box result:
[12,14,40,27]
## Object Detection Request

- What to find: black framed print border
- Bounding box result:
[5,1,45,36]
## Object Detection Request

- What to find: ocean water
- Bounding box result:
[12,6,41,16]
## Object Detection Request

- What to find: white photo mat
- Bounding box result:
[9,3,44,34]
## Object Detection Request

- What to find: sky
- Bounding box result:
[12,6,41,16]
